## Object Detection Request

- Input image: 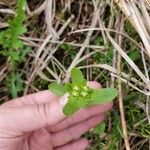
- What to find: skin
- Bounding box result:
[0,81,112,150]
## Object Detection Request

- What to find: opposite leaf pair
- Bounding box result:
[48,68,118,116]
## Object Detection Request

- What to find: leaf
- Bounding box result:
[86,88,118,106]
[72,80,87,88]
[95,122,106,134]
[128,49,140,62]
[0,0,27,66]
[78,97,87,107]
[71,68,85,84]
[64,82,72,92]
[48,83,67,96]
[6,72,23,98]
[20,47,31,61]
[63,96,81,116]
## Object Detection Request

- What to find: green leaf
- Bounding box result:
[6,72,23,98]
[64,82,72,92]
[48,83,67,96]
[86,88,118,106]
[63,96,81,116]
[71,68,85,84]
[95,122,105,134]
[128,49,140,62]
[20,47,31,61]
[72,79,87,88]
[78,97,87,107]
[0,0,27,65]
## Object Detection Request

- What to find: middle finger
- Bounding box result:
[47,102,112,132]
[51,113,104,147]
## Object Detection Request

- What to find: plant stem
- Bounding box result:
[117,13,131,150]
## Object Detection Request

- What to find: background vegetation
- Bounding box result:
[0,0,150,149]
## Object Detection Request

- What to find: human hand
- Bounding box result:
[0,81,112,150]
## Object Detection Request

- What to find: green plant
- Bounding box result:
[5,73,23,98]
[107,112,123,149]
[49,68,118,116]
[0,0,27,67]
[0,0,28,98]
[141,123,150,138]
[94,122,106,135]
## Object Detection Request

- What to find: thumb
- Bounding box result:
[0,94,68,136]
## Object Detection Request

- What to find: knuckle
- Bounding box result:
[33,103,51,125]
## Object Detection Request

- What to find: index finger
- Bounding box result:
[47,81,112,132]
[2,90,59,107]
[48,102,112,132]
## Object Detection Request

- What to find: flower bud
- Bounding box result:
[73,85,79,91]
[72,91,79,97]
[80,91,88,97]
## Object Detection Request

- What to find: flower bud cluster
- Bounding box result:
[71,85,91,98]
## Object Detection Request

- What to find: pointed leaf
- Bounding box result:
[95,122,105,134]
[78,97,87,107]
[63,96,81,116]
[72,79,87,87]
[86,88,118,106]
[71,68,85,84]
[48,83,67,96]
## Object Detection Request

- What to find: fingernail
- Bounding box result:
[60,93,69,106]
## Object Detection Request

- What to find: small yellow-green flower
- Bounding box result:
[48,68,118,116]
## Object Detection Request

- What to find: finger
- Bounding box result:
[2,81,100,108]
[27,129,52,150]
[0,94,68,136]
[51,114,104,147]
[48,102,112,132]
[87,81,102,89]
[48,81,110,132]
[55,138,88,150]
[2,90,59,107]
